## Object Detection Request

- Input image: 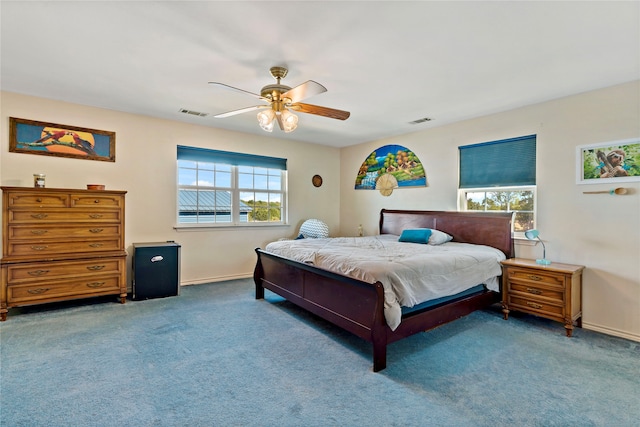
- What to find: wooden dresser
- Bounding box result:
[501,258,584,336]
[1,186,127,321]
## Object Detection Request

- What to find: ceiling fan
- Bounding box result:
[209,66,350,133]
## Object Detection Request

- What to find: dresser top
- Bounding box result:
[1,186,126,195]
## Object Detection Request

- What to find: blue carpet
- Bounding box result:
[1,279,638,427]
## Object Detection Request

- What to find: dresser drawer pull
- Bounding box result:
[526,288,542,295]
[526,302,543,309]
[86,282,106,288]
[28,269,50,276]
[36,198,42,203]
[27,288,50,295]
[527,275,543,281]
[89,228,104,233]
[88,243,103,248]
[86,265,106,271]
[30,245,48,251]
[94,199,100,203]
[31,213,48,219]
[30,230,48,235]
[88,214,103,219]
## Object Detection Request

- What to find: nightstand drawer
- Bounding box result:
[508,295,564,318]
[507,268,565,289]
[508,282,564,302]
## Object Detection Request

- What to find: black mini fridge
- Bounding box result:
[132,242,181,300]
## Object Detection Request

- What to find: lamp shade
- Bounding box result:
[524,229,539,240]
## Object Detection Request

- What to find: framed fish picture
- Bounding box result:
[9,117,115,162]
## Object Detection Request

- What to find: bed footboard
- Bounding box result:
[255,248,390,371]
[254,248,500,372]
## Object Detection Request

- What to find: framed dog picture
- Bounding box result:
[9,117,115,162]
[576,138,640,184]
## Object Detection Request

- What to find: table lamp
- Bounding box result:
[524,229,551,265]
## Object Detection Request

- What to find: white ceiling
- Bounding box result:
[1,1,638,148]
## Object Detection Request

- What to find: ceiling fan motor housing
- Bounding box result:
[260,84,292,102]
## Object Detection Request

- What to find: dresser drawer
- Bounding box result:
[508,295,564,319]
[508,282,564,303]
[7,224,121,240]
[6,192,68,208]
[6,238,122,257]
[5,258,123,283]
[507,268,565,289]
[70,193,123,208]
[7,276,121,303]
[8,209,122,224]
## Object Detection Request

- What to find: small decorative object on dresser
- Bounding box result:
[0,186,127,321]
[501,258,585,337]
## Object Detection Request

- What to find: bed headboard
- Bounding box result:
[379,209,514,258]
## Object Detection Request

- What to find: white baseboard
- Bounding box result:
[180,273,253,287]
[582,321,640,343]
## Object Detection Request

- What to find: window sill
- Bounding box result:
[514,236,538,246]
[174,223,291,231]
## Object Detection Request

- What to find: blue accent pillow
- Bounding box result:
[398,228,432,244]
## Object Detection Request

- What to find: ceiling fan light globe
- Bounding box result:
[257,109,276,132]
[281,109,298,133]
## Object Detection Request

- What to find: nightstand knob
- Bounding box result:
[527,274,543,281]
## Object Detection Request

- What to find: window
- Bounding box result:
[177,146,287,226]
[458,135,536,236]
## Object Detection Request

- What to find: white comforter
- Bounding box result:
[264,235,505,331]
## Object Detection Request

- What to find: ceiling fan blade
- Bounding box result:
[208,82,266,100]
[289,103,351,120]
[282,80,327,103]
[214,105,270,118]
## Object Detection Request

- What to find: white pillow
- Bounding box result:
[428,229,453,245]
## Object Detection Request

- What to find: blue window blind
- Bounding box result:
[459,135,536,188]
[177,145,287,170]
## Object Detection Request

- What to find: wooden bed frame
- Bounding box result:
[254,209,514,372]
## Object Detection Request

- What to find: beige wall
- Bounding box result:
[0,91,341,285]
[2,81,639,341]
[340,80,640,341]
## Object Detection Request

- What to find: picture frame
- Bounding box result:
[9,117,115,162]
[576,138,640,185]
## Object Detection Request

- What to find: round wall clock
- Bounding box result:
[312,174,323,187]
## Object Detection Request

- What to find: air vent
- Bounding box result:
[179,108,209,117]
[409,117,433,124]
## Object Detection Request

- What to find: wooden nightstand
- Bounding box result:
[500,258,585,337]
